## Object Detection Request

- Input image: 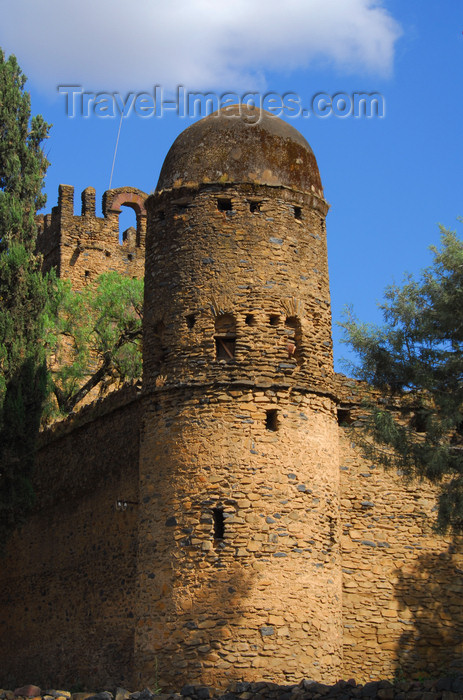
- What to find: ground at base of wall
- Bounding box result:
[4,677,463,700]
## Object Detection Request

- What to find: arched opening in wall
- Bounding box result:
[118,205,138,246]
[214,313,236,361]
[284,316,303,366]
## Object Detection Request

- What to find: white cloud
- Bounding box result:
[0,0,401,93]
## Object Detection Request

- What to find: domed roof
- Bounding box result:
[156,104,323,196]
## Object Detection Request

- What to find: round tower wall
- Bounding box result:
[142,184,333,396]
[137,109,341,690]
[136,384,342,690]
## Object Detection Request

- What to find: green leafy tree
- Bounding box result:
[341,225,463,532]
[0,49,51,547]
[44,271,143,416]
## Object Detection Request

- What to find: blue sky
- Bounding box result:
[1,0,462,372]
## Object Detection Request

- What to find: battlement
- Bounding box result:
[36,184,148,288]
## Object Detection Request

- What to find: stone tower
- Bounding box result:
[136,105,341,690]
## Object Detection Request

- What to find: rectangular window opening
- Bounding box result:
[293,206,302,220]
[215,337,236,360]
[213,508,225,539]
[266,409,278,432]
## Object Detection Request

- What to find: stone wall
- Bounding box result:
[6,105,463,691]
[1,383,463,690]
[336,375,463,682]
[0,387,143,690]
[36,185,147,289]
[136,384,342,690]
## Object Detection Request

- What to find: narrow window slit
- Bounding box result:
[266,409,278,432]
[285,316,303,365]
[213,508,225,539]
[217,198,232,212]
[293,206,302,220]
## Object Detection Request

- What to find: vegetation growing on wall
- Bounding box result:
[341,226,463,532]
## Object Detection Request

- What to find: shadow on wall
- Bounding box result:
[141,545,256,689]
[395,540,463,678]
[138,401,258,689]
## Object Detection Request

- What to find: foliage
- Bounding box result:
[0,48,143,551]
[44,271,143,416]
[0,48,51,548]
[341,225,463,532]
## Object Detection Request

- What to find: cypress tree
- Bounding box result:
[0,49,51,549]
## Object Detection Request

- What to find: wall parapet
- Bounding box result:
[36,185,148,288]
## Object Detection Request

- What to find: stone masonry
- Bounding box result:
[0,105,462,692]
[36,184,147,289]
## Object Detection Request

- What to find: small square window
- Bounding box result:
[217,198,232,212]
[337,408,353,426]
